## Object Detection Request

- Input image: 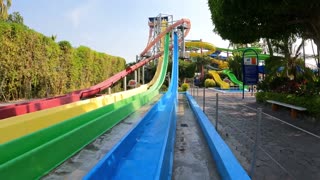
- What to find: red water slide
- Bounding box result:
[0,18,191,120]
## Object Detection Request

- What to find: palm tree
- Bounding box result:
[0,0,12,20]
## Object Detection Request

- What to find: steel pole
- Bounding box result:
[215,93,219,130]
[203,88,205,112]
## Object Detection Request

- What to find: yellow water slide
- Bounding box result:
[209,70,230,89]
[185,41,216,57]
[212,58,229,69]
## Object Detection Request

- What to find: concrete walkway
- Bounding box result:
[173,94,220,180]
[193,88,320,180]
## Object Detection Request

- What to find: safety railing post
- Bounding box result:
[203,87,205,112]
[215,93,219,130]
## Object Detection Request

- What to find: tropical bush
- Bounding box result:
[181,83,190,91]
[160,84,168,92]
[0,22,125,101]
[256,92,320,116]
[204,78,216,87]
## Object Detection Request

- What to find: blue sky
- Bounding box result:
[9,0,230,63]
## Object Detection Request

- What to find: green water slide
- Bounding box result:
[0,34,171,180]
[222,69,248,90]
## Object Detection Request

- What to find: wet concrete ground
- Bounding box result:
[173,94,220,180]
[193,88,320,180]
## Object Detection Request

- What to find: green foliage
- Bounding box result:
[0,22,126,101]
[7,12,23,24]
[204,78,216,88]
[160,84,168,92]
[257,55,319,95]
[181,83,190,91]
[208,0,320,47]
[179,60,196,82]
[227,55,242,80]
[256,92,320,117]
[193,55,211,67]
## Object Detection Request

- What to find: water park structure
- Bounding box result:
[0,14,250,179]
[184,41,269,90]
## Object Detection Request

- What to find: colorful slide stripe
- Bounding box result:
[0,19,191,120]
[0,34,171,180]
[0,44,167,144]
[84,32,178,180]
[0,19,191,143]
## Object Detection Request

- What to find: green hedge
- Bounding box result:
[256,92,320,116]
[0,22,125,101]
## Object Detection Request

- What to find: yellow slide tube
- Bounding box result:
[209,70,230,89]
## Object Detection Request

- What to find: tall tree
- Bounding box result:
[179,60,196,83]
[208,0,320,48]
[0,0,12,20]
[7,12,23,24]
[193,55,211,79]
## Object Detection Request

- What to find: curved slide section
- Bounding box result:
[209,70,230,89]
[84,32,179,180]
[185,41,216,57]
[0,50,156,120]
[222,69,248,90]
[0,19,189,143]
[0,54,167,143]
[0,19,191,120]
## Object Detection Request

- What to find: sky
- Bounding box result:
[9,0,230,63]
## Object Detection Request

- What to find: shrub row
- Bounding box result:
[0,22,125,101]
[256,92,320,116]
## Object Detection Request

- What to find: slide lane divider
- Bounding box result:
[185,92,250,180]
[84,32,178,180]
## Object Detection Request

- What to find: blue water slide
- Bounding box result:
[84,32,179,180]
